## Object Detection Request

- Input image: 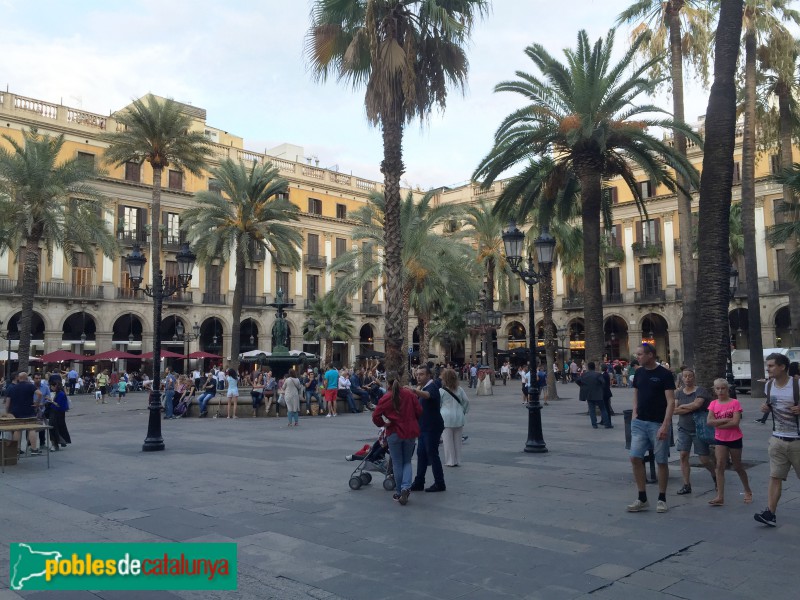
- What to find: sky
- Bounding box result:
[0,0,716,189]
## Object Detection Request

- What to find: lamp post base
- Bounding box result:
[142,390,165,452]
[524,390,548,454]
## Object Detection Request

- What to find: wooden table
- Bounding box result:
[0,420,52,473]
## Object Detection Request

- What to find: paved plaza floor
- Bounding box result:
[1,380,797,599]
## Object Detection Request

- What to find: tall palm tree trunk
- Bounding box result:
[777,80,800,350]
[669,2,698,368]
[325,338,333,365]
[695,0,744,389]
[484,257,496,380]
[150,165,165,386]
[742,30,765,397]
[229,250,246,370]
[381,117,405,378]
[17,229,42,373]
[577,168,604,365]
[401,286,411,370]
[541,264,559,399]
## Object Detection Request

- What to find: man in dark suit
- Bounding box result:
[577,362,612,429]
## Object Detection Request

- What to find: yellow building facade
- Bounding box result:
[0,91,388,370]
[437,121,792,366]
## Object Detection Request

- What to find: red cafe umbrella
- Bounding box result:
[91,349,142,361]
[39,350,85,363]
[139,350,186,360]
[186,351,222,359]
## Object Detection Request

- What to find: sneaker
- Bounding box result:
[326,414,332,418]
[657,500,668,513]
[345,454,353,461]
[29,449,42,456]
[676,484,692,495]
[627,499,649,512]
[399,489,410,505]
[392,493,401,502]
[754,509,777,527]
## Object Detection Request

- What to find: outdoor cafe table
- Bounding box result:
[0,419,53,473]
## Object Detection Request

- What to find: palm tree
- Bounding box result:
[739,0,798,393]
[103,95,211,383]
[306,0,489,378]
[0,129,117,372]
[303,292,355,365]
[617,0,715,368]
[430,296,470,365]
[330,189,479,369]
[475,30,700,366]
[463,200,513,379]
[694,0,745,389]
[180,159,303,368]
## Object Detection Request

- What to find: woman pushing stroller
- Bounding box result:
[371,371,421,506]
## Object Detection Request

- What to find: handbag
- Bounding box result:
[693,410,715,444]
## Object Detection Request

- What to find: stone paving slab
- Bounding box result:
[1,383,798,599]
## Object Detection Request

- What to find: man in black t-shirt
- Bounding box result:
[627,344,675,514]
[3,372,42,455]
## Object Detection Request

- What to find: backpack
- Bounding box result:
[766,377,800,435]
[174,398,189,417]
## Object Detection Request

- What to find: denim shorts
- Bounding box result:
[676,426,710,456]
[630,418,670,464]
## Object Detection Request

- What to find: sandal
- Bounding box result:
[677,484,692,495]
[708,498,724,506]
[744,492,753,504]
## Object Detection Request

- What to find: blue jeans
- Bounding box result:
[414,429,445,487]
[587,399,610,427]
[163,390,175,418]
[304,390,320,413]
[197,392,214,413]
[387,433,416,494]
[288,411,299,425]
[469,376,477,388]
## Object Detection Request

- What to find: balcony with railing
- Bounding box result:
[603,246,626,263]
[360,302,383,315]
[43,281,104,299]
[243,295,268,307]
[631,241,663,259]
[201,292,225,305]
[116,287,143,300]
[500,300,525,313]
[166,290,194,304]
[117,230,149,246]
[304,254,328,269]
[561,294,584,310]
[0,279,21,295]
[635,289,666,304]
[163,234,187,252]
[0,279,103,299]
[604,293,624,305]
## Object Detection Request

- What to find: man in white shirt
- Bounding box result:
[500,362,510,386]
[754,353,800,527]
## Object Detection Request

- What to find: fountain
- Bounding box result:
[239,289,317,378]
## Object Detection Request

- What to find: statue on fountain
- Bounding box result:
[271,288,290,352]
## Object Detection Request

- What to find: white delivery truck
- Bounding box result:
[732,347,800,390]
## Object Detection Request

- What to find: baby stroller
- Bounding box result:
[348,429,395,491]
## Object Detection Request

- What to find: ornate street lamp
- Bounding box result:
[125,242,196,452]
[502,222,556,453]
